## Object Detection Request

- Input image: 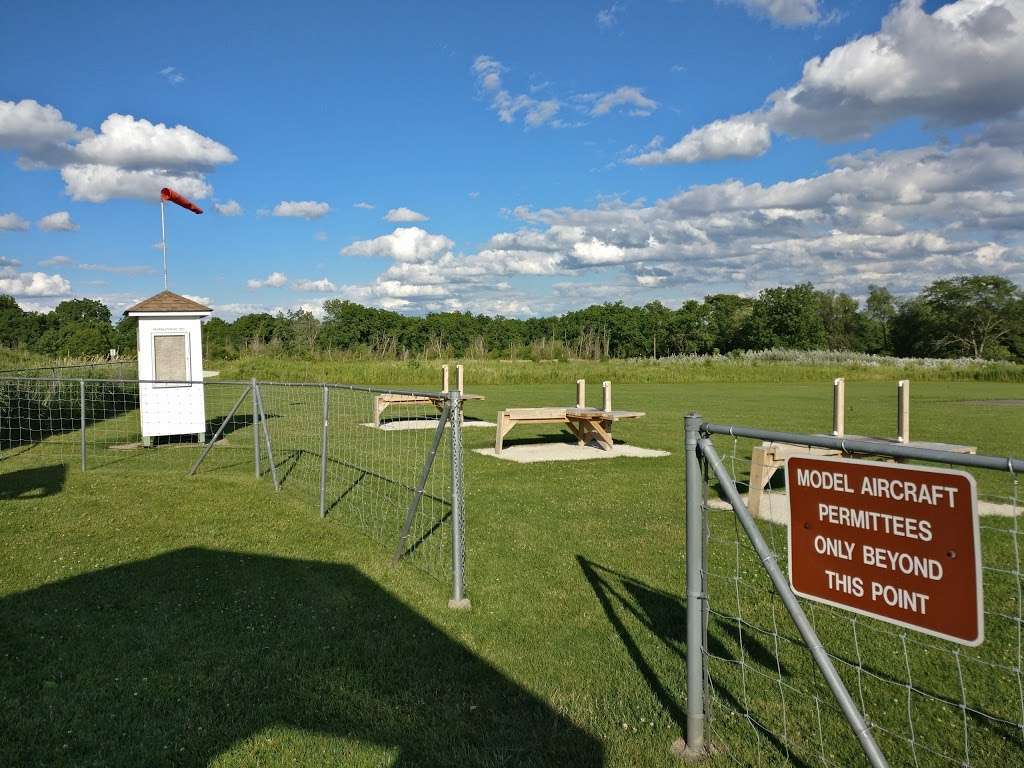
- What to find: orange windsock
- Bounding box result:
[160,187,203,214]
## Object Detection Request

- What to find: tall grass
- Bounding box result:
[214,349,1024,386]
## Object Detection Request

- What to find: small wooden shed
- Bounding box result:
[124,291,213,445]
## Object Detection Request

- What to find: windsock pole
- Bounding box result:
[157,186,202,290]
[160,200,168,290]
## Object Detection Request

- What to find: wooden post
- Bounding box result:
[832,377,845,437]
[602,380,612,412]
[441,365,449,393]
[575,379,586,446]
[495,411,508,454]
[897,380,910,443]
[456,364,464,394]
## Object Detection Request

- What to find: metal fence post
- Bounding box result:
[252,378,260,479]
[255,383,279,491]
[698,435,889,768]
[673,413,707,760]
[79,379,87,472]
[448,389,470,610]
[319,384,329,518]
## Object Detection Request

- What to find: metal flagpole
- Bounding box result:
[160,200,168,290]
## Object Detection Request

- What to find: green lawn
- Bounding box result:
[1,376,1022,766]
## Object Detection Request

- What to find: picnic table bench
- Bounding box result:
[494,406,644,453]
[374,391,485,427]
[493,380,644,454]
[372,364,485,427]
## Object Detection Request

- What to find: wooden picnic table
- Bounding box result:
[373,391,485,427]
[494,406,645,454]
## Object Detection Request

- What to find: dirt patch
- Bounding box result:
[475,442,670,463]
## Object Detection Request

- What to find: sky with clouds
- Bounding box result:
[1,0,1022,319]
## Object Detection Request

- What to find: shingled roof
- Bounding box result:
[124,291,212,315]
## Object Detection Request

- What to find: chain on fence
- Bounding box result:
[0,376,463,595]
[697,433,1023,767]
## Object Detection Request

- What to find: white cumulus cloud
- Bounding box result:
[40,255,73,267]
[73,114,236,171]
[247,271,289,289]
[0,268,72,296]
[272,200,330,219]
[293,277,337,292]
[37,211,78,231]
[728,0,825,26]
[0,99,81,156]
[0,98,235,202]
[643,0,1024,164]
[473,54,563,128]
[61,164,212,203]
[0,212,30,231]
[629,114,772,165]
[384,207,429,223]
[587,87,658,117]
[341,227,453,263]
[214,200,243,216]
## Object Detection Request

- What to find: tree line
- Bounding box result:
[1,275,1022,363]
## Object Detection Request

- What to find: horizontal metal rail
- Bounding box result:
[701,422,1023,473]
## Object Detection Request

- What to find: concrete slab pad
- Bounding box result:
[707,491,1019,521]
[474,442,670,463]
[362,418,496,431]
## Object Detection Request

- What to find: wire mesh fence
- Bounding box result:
[0,359,137,380]
[690,424,1023,767]
[0,375,464,596]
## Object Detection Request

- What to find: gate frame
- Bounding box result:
[676,412,1024,766]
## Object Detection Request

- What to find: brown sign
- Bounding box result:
[786,455,982,646]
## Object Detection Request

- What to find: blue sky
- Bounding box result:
[1,1,1023,318]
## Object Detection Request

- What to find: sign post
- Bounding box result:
[786,455,982,646]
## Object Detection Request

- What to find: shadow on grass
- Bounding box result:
[0,547,602,767]
[0,463,66,500]
[502,430,633,451]
[577,557,807,768]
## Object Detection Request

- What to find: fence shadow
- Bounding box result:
[577,556,807,767]
[0,463,67,500]
[0,380,139,450]
[0,547,602,767]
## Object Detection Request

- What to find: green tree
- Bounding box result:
[918,275,1022,359]
[863,285,898,354]
[112,316,138,356]
[817,290,867,351]
[0,294,46,349]
[51,298,111,327]
[202,318,235,358]
[744,284,826,350]
[703,294,754,353]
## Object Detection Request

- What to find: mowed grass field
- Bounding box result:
[1,371,1022,767]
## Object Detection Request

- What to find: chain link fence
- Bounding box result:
[679,416,1024,767]
[0,375,466,603]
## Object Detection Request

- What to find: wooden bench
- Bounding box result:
[493,380,644,454]
[372,364,484,427]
